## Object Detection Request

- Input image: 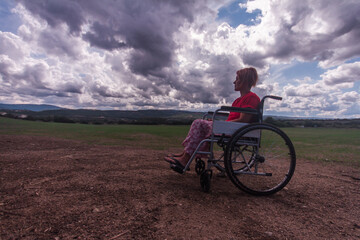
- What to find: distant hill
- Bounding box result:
[0,107,205,125]
[0,103,63,112]
[1,103,359,127]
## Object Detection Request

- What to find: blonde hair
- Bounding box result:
[236,67,258,88]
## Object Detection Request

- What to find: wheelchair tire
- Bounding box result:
[200,170,212,193]
[224,123,296,196]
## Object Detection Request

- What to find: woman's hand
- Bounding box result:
[229,113,253,123]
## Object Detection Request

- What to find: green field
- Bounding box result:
[0,117,189,149]
[1,117,359,165]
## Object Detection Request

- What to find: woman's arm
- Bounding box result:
[228,112,253,123]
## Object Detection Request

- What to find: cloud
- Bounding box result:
[0,32,26,60]
[19,0,85,33]
[274,60,360,117]
[242,0,360,68]
[321,62,360,86]
[340,91,359,103]
[39,27,84,59]
[17,0,199,77]
[12,0,238,109]
[0,0,359,118]
[82,22,127,50]
[284,83,325,97]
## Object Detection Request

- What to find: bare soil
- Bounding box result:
[0,135,359,240]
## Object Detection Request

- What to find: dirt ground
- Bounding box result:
[0,135,359,240]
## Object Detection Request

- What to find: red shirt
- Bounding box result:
[226,92,260,121]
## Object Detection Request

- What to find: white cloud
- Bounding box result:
[284,83,325,97]
[272,61,360,117]
[0,0,359,118]
[340,91,359,103]
[321,62,360,86]
[237,0,360,68]
[0,32,27,60]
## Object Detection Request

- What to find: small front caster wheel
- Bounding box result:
[195,157,205,175]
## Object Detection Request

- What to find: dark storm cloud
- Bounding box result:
[0,60,12,83]
[204,54,240,100]
[59,82,83,94]
[82,22,127,50]
[18,0,85,33]
[141,51,240,105]
[242,50,268,69]
[16,0,241,106]
[18,0,195,76]
[90,83,124,98]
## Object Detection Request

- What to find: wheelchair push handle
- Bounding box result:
[264,95,282,101]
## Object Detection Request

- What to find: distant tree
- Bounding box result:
[53,116,74,123]
[304,120,314,127]
[264,117,276,125]
[24,115,36,121]
[4,113,15,119]
[283,121,294,127]
[264,117,282,126]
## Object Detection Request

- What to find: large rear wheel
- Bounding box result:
[224,124,296,196]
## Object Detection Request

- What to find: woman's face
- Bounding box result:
[233,75,244,91]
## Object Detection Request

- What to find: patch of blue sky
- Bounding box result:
[0,0,21,34]
[282,61,324,81]
[30,53,47,59]
[351,81,360,92]
[345,56,360,64]
[268,61,324,87]
[217,0,261,28]
[88,46,105,57]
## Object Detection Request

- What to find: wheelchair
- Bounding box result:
[171,95,296,196]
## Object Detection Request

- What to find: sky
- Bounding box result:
[0,0,359,118]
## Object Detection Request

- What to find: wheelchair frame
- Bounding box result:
[171,95,296,195]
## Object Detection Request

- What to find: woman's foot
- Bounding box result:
[165,153,192,173]
[167,152,184,158]
[164,152,190,166]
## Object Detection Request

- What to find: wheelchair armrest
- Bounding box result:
[208,111,229,117]
[220,106,259,115]
[203,111,229,120]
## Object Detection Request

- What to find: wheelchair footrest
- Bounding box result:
[170,164,183,174]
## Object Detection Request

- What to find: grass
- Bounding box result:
[1,117,359,164]
[284,127,360,164]
[0,117,190,149]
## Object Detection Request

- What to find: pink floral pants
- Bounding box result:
[182,119,213,155]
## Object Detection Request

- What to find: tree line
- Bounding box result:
[1,111,359,128]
